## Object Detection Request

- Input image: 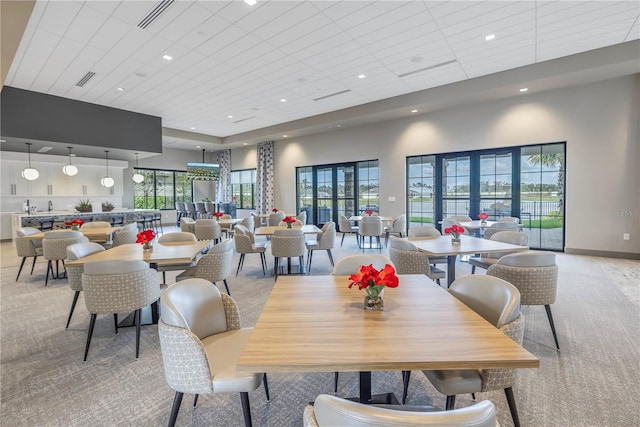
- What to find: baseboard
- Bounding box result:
[565,247,640,260]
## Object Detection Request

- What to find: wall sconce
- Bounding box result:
[100,150,114,188]
[21,142,39,181]
[62,146,78,176]
[132,153,144,183]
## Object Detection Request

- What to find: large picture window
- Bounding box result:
[231,169,256,209]
[133,168,192,209]
[407,143,565,251]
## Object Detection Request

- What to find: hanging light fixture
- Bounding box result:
[21,143,39,181]
[132,153,144,183]
[62,146,78,176]
[100,150,115,188]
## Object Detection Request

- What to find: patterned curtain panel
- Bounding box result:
[216,149,232,202]
[256,141,274,214]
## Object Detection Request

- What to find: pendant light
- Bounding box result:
[132,153,144,183]
[62,146,78,176]
[100,150,114,188]
[21,143,39,181]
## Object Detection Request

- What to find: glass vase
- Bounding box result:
[451,236,461,244]
[364,294,384,311]
[142,241,153,251]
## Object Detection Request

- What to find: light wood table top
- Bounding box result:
[65,241,210,266]
[237,274,539,374]
[348,215,394,222]
[24,227,121,241]
[408,234,528,257]
[254,225,321,236]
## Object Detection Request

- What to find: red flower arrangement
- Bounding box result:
[65,218,84,229]
[136,229,156,245]
[213,211,224,219]
[282,216,297,228]
[478,212,489,220]
[272,208,278,213]
[364,209,373,215]
[348,264,399,299]
[444,224,465,239]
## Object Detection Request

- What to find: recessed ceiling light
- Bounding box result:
[70,153,76,157]
[485,34,495,41]
[336,125,341,128]
[115,87,124,93]
[411,109,418,113]
[0,139,6,142]
[190,127,196,130]
[228,115,233,119]
[283,135,288,138]
[358,74,366,79]
[243,143,248,146]
[520,88,528,92]
[280,98,287,103]
[196,145,201,148]
[162,54,173,61]
[244,0,257,5]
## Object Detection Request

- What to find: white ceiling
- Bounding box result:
[5,0,640,154]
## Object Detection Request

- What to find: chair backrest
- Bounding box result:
[43,230,88,260]
[195,202,207,214]
[185,202,197,217]
[498,216,520,223]
[490,231,528,246]
[279,219,303,227]
[175,202,184,212]
[268,211,286,226]
[389,236,433,275]
[271,228,305,257]
[180,217,196,232]
[110,215,124,226]
[17,227,40,237]
[296,211,307,224]
[488,251,558,306]
[194,219,221,240]
[160,278,228,339]
[407,226,441,238]
[339,215,355,232]
[483,221,520,239]
[316,222,336,249]
[82,260,159,314]
[15,227,43,256]
[44,230,85,239]
[233,224,255,252]
[359,216,383,237]
[240,215,255,232]
[333,254,394,275]
[305,395,497,427]
[449,215,472,222]
[66,242,106,291]
[80,221,111,229]
[449,275,521,328]
[194,239,233,282]
[158,231,197,243]
[390,214,407,233]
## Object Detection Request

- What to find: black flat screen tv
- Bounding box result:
[187,162,220,181]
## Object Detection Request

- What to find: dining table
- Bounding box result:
[254,224,321,236]
[237,274,539,404]
[409,235,529,286]
[23,226,121,241]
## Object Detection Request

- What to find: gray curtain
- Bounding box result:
[216,149,231,202]
[256,141,274,214]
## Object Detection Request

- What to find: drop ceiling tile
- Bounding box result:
[251,2,320,40]
[334,1,406,30]
[151,3,212,42]
[176,14,233,50]
[193,24,247,56]
[214,0,261,24]
[212,33,265,63]
[289,32,353,62]
[64,4,111,44]
[109,27,154,59]
[11,28,61,89]
[31,37,86,92]
[277,23,344,55]
[82,1,121,16]
[234,0,301,33]
[267,12,333,50]
[320,1,372,21]
[37,0,82,37]
[131,34,176,65]
[88,17,131,51]
[110,1,163,26]
[439,2,533,38]
[137,0,195,35]
[345,1,428,40]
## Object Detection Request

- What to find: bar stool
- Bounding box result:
[137,213,155,232]
[38,217,55,231]
[175,202,185,225]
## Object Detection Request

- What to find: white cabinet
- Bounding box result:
[1,161,31,197]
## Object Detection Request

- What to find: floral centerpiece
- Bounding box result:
[213,211,224,220]
[282,216,297,228]
[348,264,399,311]
[136,229,156,251]
[65,218,84,230]
[444,224,465,243]
[272,208,279,213]
[478,212,489,224]
[364,209,373,216]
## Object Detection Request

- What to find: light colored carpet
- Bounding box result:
[1,237,639,427]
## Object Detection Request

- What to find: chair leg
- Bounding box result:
[236,254,244,276]
[274,257,279,279]
[162,271,166,284]
[66,291,81,328]
[402,370,411,404]
[263,373,270,401]
[240,392,252,427]
[327,249,334,267]
[340,234,346,247]
[307,250,313,272]
[114,313,119,334]
[168,391,183,427]
[260,253,267,276]
[299,256,304,273]
[376,236,382,252]
[45,260,52,286]
[445,395,456,410]
[30,256,38,275]
[504,387,520,427]
[545,305,561,350]
[83,313,97,361]
[334,372,339,392]
[193,394,198,408]
[223,279,231,295]
[135,309,141,358]
[471,265,476,274]
[16,257,27,281]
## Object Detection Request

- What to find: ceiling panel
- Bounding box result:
[3,0,639,148]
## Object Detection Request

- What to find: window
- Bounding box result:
[231,169,256,209]
[406,143,565,251]
[133,168,192,209]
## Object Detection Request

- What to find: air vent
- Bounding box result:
[313,89,351,102]
[138,0,174,29]
[398,60,457,78]
[75,71,96,87]
[233,116,256,124]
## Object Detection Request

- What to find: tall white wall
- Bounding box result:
[255,75,638,256]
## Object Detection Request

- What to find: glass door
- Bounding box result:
[479,152,513,219]
[337,165,356,219]
[441,155,471,219]
[407,155,436,228]
[316,167,333,224]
